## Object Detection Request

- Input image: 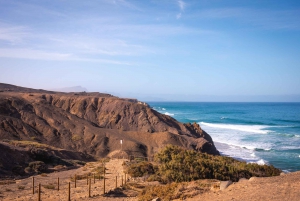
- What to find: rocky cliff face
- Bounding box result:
[0,84,219,164]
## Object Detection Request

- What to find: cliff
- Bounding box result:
[0,83,219,176]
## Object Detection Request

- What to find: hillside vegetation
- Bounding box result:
[126,145,281,183]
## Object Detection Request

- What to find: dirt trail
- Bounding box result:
[0,159,137,201]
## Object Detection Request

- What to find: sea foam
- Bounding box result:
[164,112,174,116]
[200,122,271,134]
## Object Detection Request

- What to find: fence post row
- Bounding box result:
[18,160,119,199]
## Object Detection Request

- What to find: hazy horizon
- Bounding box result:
[1,0,300,102]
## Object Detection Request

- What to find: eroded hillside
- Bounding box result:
[0,83,219,176]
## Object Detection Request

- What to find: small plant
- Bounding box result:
[70,173,94,181]
[91,165,105,175]
[43,184,55,190]
[40,173,48,177]
[71,135,82,141]
[18,185,25,190]
[0,180,16,185]
[5,188,12,192]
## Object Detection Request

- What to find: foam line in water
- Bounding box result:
[200,122,271,134]
[164,112,174,116]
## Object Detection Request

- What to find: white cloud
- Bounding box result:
[0,48,134,65]
[176,0,186,19]
[177,0,186,11]
[176,13,182,19]
[104,0,142,11]
[0,24,29,44]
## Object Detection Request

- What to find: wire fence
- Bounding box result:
[0,159,131,201]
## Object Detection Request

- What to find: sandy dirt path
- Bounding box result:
[0,159,138,201]
[185,171,300,201]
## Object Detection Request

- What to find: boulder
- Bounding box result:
[220,180,233,190]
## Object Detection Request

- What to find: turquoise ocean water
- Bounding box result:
[148,102,300,172]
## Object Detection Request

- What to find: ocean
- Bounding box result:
[148,102,300,172]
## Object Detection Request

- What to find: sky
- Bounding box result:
[0,0,300,102]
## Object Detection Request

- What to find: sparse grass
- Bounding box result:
[138,183,179,201]
[53,165,65,170]
[138,180,218,201]
[71,135,82,141]
[8,140,58,149]
[5,188,12,192]
[125,182,145,191]
[18,185,25,190]
[91,165,105,175]
[99,158,110,163]
[43,184,56,190]
[30,136,37,141]
[0,180,16,185]
[70,173,92,181]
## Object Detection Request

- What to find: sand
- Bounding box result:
[186,171,300,201]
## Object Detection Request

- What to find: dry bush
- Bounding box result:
[70,173,94,181]
[18,185,25,190]
[0,180,16,185]
[155,145,281,183]
[43,184,56,190]
[40,173,48,177]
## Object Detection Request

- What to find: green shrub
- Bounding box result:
[154,145,281,183]
[126,161,156,177]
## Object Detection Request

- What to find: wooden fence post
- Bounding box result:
[32,177,35,194]
[93,173,95,184]
[103,177,106,195]
[38,183,41,201]
[68,182,71,201]
[89,178,91,197]
[115,176,117,188]
[122,175,123,186]
[75,174,77,188]
[57,177,59,191]
[125,174,127,184]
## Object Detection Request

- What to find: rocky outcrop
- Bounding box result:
[0,83,219,163]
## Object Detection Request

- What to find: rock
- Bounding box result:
[249,177,257,181]
[152,198,161,201]
[220,180,233,190]
[239,178,248,182]
[280,172,286,176]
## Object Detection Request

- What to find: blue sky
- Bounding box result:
[0,0,300,101]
